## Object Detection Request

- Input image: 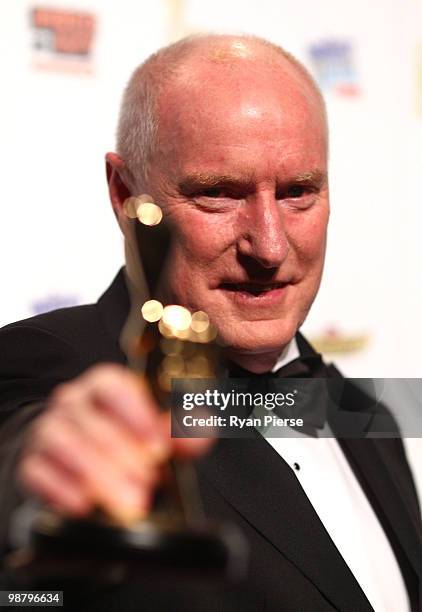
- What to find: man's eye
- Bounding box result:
[278,184,317,211]
[285,185,306,198]
[198,187,226,198]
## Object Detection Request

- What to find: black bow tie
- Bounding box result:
[228,354,328,435]
[228,353,326,379]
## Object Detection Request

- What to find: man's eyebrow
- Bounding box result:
[178,169,328,191]
[178,172,255,191]
[291,170,327,185]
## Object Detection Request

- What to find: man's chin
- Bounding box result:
[216,320,298,355]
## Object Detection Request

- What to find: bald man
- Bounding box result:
[0,35,420,612]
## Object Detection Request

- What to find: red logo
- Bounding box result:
[30,6,96,73]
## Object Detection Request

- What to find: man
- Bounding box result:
[0,34,421,611]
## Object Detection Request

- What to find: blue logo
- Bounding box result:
[308,39,359,96]
[31,294,80,315]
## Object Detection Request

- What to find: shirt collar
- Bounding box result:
[271,338,300,373]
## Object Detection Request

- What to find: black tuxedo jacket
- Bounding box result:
[0,270,421,611]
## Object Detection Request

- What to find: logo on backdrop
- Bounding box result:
[30,6,96,74]
[31,294,80,316]
[308,39,360,97]
[309,325,369,355]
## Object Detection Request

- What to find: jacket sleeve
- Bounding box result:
[0,323,91,554]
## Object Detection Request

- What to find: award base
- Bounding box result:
[6,508,247,586]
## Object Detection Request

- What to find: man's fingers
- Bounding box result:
[28,416,153,522]
[18,454,91,516]
[79,365,166,442]
[60,406,165,486]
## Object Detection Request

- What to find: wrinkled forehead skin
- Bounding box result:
[152,53,328,184]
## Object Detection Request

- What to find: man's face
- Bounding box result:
[144,57,329,358]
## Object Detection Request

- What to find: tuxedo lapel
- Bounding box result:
[326,364,422,610]
[199,436,373,612]
[339,437,422,611]
[96,268,130,365]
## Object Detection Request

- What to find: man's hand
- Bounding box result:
[17,364,212,524]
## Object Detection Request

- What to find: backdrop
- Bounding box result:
[2,0,421,378]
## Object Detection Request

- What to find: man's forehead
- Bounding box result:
[166,59,315,102]
[157,57,325,140]
[156,95,327,170]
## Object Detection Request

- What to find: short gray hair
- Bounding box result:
[116,33,327,188]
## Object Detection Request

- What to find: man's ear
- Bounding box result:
[105,152,131,230]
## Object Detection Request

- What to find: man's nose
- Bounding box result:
[237,194,289,269]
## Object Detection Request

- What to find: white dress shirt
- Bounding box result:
[258,340,410,612]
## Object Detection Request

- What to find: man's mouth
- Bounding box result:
[219,281,288,297]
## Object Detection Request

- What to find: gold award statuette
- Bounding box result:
[9,196,247,585]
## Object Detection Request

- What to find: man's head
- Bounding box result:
[107,34,329,371]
